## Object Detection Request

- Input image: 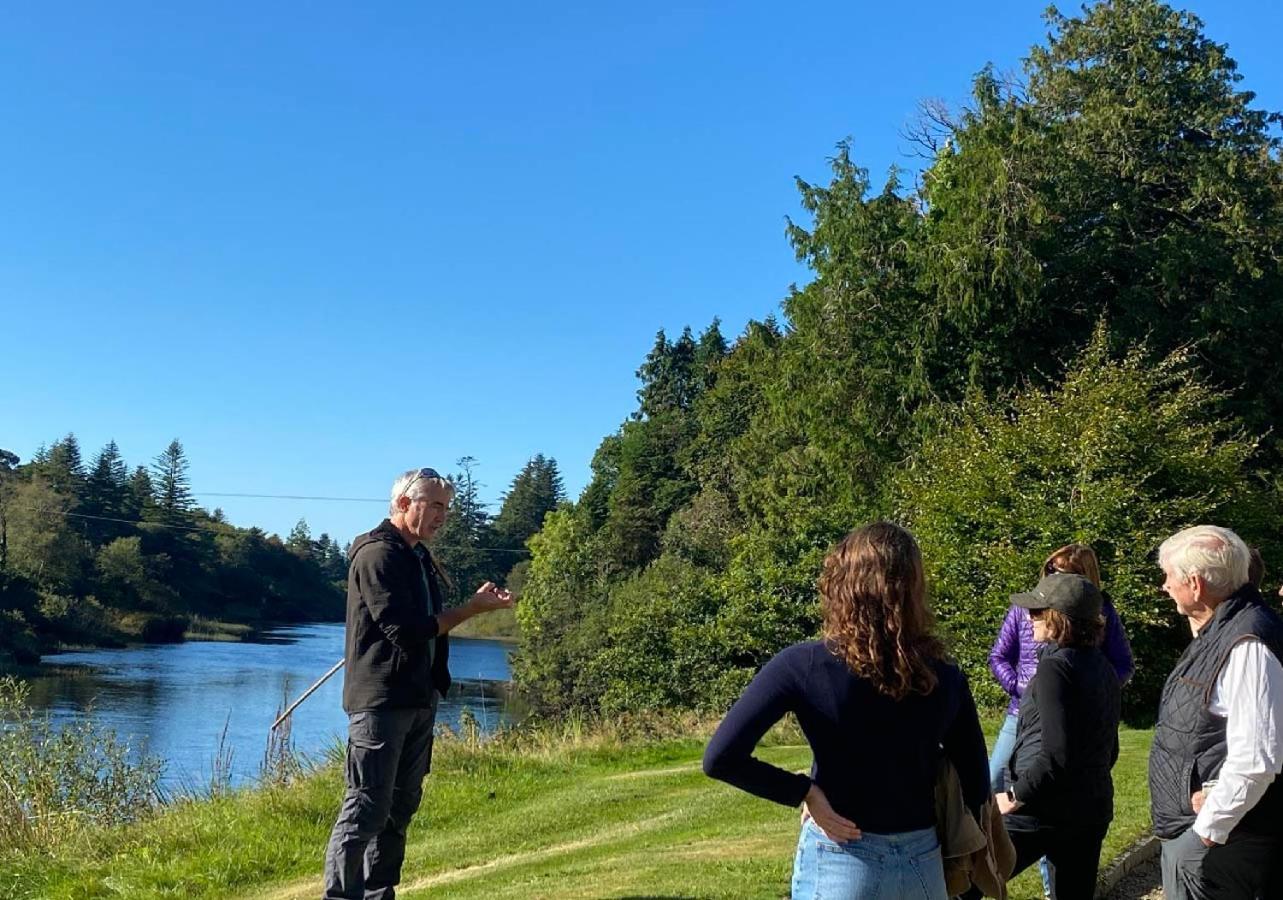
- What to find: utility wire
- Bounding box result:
[193,492,385,503]
[8,505,533,554]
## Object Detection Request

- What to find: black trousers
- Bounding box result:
[1006,824,1108,900]
[960,822,1107,900]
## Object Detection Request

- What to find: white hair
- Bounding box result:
[1158,525,1250,598]
[388,468,454,517]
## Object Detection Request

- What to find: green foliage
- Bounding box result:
[0,436,344,660]
[894,329,1280,710]
[150,439,194,525]
[2,476,87,593]
[511,506,606,715]
[490,454,564,558]
[0,675,163,853]
[431,456,495,603]
[920,0,1283,446]
[512,1,1283,721]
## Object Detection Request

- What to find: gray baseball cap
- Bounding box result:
[1011,572,1102,620]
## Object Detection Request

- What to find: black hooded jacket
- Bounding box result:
[342,519,451,713]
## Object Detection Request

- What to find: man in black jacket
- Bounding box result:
[323,467,512,900]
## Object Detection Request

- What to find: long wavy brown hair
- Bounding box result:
[820,522,944,700]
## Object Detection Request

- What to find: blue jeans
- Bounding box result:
[989,712,1053,897]
[988,712,1019,789]
[791,819,947,899]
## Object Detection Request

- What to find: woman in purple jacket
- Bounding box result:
[987,543,1133,897]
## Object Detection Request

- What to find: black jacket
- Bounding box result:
[1007,644,1121,829]
[342,520,451,713]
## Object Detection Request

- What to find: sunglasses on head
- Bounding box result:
[398,467,443,500]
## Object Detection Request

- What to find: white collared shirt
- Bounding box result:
[1193,637,1283,844]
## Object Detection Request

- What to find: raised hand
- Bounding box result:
[468,582,515,613]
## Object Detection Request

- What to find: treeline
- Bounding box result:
[0,437,565,663]
[0,437,347,665]
[430,454,565,605]
[512,0,1283,718]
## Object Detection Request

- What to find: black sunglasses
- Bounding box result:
[398,467,444,500]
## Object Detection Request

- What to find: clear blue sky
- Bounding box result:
[3,1,1281,545]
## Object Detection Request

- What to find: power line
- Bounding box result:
[10,505,533,553]
[193,491,385,503]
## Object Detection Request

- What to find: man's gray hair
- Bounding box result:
[1158,525,1250,597]
[388,468,455,517]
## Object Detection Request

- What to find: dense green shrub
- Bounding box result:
[894,330,1281,713]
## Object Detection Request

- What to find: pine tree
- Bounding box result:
[124,466,156,523]
[83,441,130,545]
[491,455,565,555]
[286,518,314,559]
[150,439,193,525]
[316,533,349,583]
[430,457,491,602]
[42,434,86,500]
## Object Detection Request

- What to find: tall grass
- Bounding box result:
[0,675,163,852]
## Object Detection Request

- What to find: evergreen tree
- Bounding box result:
[491,455,565,554]
[41,434,87,500]
[430,457,491,602]
[693,319,728,391]
[286,518,314,559]
[917,0,1283,453]
[316,533,348,584]
[83,441,130,545]
[124,466,156,523]
[150,439,193,525]
[636,328,700,418]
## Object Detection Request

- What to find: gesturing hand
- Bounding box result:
[803,783,861,843]
[468,582,514,613]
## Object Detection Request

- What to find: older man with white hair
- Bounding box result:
[323,467,513,900]
[1148,525,1283,900]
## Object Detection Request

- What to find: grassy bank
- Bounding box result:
[449,606,521,640]
[2,718,1153,900]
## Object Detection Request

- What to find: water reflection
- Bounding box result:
[23,623,514,790]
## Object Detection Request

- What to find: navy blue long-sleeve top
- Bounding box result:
[703,640,990,833]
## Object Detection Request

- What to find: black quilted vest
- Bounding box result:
[1148,585,1283,839]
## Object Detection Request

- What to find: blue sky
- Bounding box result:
[3,1,1281,546]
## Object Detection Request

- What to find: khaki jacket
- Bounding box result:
[935,759,1016,898]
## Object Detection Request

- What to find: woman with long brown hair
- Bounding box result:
[703,522,988,899]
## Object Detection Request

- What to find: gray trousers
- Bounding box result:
[323,704,438,900]
[1160,826,1276,900]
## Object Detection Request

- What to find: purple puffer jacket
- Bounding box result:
[988,593,1134,715]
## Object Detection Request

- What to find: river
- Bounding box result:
[22,623,514,791]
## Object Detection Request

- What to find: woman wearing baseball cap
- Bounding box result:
[968,572,1122,900]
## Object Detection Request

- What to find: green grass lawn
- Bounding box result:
[1,721,1153,900]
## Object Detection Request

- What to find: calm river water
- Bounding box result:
[23,623,514,791]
